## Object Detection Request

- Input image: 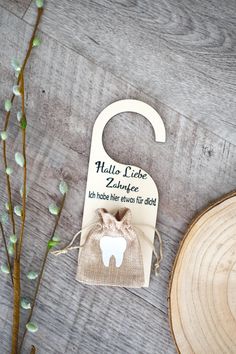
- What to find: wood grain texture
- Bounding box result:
[0,0,31,17]
[0,3,235,354]
[23,0,236,144]
[169,191,236,353]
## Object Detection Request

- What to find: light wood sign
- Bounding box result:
[79,99,166,287]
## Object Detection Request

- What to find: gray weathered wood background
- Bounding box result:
[0,1,235,353]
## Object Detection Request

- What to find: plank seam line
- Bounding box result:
[21,0,34,19]
[0,3,23,19]
[17,9,236,148]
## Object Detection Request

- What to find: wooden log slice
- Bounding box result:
[169,191,236,353]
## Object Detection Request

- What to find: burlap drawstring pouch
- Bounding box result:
[52,208,162,288]
[78,208,145,287]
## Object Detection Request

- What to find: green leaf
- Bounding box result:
[4,99,12,112]
[13,85,21,96]
[11,58,21,72]
[1,263,10,274]
[1,212,8,225]
[17,111,23,122]
[26,322,38,333]
[8,242,15,256]
[48,240,60,249]
[10,234,17,243]
[14,205,22,217]
[20,116,27,129]
[1,131,8,141]
[36,0,44,8]
[59,181,68,195]
[49,203,60,215]
[5,202,10,211]
[21,298,31,310]
[27,271,38,280]
[5,167,13,175]
[15,152,24,167]
[20,185,28,198]
[33,37,42,47]
[52,233,60,242]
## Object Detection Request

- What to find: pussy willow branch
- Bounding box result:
[4,8,43,132]
[12,258,20,354]
[2,140,16,236]
[17,72,27,260]
[0,222,13,283]
[2,8,44,243]
[19,194,67,353]
[9,8,44,354]
[11,72,26,354]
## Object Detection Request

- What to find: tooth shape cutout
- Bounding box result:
[100,235,127,268]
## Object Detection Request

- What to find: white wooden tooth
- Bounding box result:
[100,236,127,268]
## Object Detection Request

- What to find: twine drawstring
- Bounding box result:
[51,220,163,275]
[51,222,101,256]
[133,224,163,276]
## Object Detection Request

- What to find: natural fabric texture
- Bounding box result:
[76,208,145,287]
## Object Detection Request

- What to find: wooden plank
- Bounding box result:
[0,1,31,18]
[23,0,236,144]
[0,6,236,353]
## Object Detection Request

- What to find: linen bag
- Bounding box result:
[76,208,145,287]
